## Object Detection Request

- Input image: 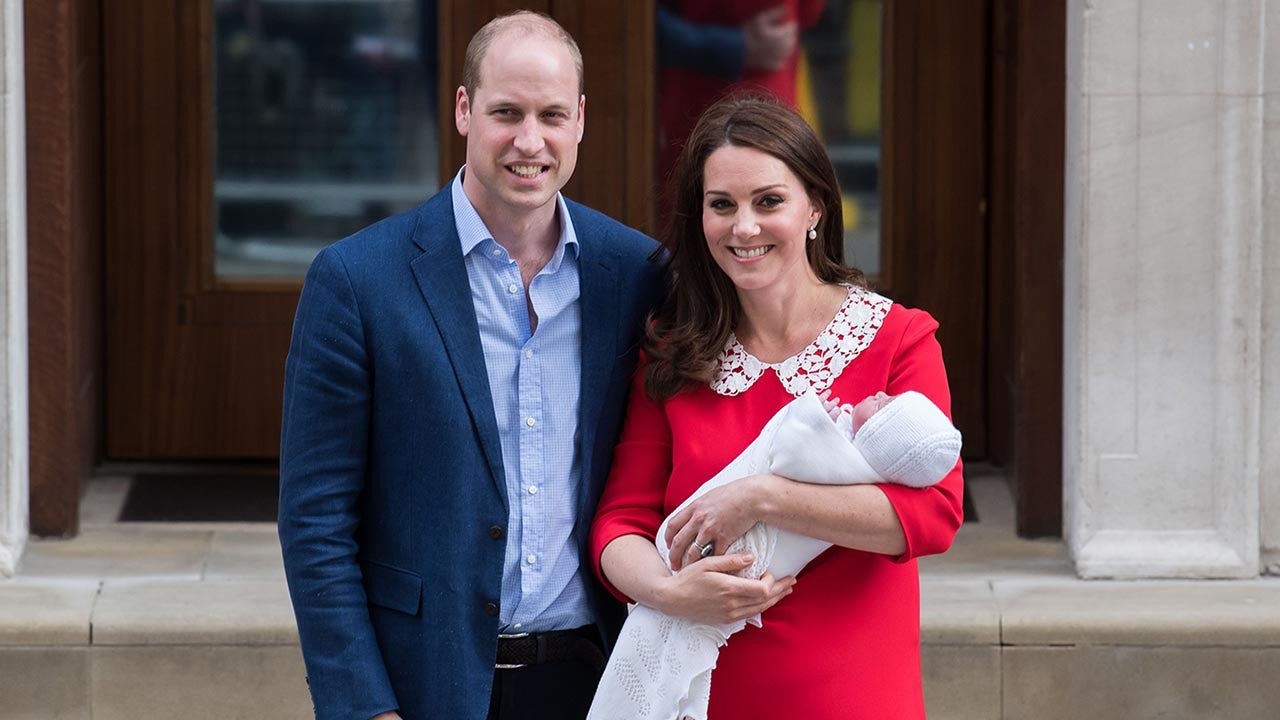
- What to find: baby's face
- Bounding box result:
[851,391,895,434]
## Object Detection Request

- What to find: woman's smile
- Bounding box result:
[702,144,820,292]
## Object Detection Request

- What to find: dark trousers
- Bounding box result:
[486,655,605,720]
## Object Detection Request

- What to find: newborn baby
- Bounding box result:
[828,389,963,490]
[588,389,962,720]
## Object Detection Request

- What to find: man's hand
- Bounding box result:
[371,713,402,720]
[743,6,798,72]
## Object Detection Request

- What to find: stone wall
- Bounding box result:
[0,0,29,577]
[1064,0,1273,578]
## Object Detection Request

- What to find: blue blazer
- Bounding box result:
[279,186,665,720]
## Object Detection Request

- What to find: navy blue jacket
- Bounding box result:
[279,186,665,720]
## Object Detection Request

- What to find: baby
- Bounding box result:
[826,389,963,490]
[589,389,962,720]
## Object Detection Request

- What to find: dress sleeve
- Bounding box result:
[589,353,674,602]
[875,309,966,562]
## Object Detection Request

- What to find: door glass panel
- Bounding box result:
[802,0,881,276]
[655,0,882,276]
[213,0,439,279]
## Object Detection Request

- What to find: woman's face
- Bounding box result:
[701,144,821,294]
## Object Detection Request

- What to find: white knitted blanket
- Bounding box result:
[587,392,887,720]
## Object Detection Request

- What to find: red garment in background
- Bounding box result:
[590,302,965,719]
[659,0,826,185]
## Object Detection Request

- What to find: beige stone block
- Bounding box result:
[1268,0,1280,94]
[0,3,8,97]
[0,581,98,645]
[1220,0,1264,95]
[0,647,90,719]
[1139,0,1221,94]
[93,580,298,645]
[16,528,212,580]
[204,527,286,580]
[922,645,1000,720]
[1002,645,1280,720]
[996,579,1280,646]
[92,645,312,720]
[1263,94,1280,569]
[919,580,999,645]
[1083,0,1139,94]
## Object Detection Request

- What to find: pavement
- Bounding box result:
[2,471,1279,719]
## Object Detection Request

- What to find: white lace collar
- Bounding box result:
[710,286,892,397]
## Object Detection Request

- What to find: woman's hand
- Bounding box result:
[665,474,778,570]
[654,553,795,625]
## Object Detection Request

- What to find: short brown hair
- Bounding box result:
[461,11,585,98]
[644,95,865,401]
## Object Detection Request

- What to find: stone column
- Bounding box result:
[0,0,28,577]
[1064,0,1268,579]
[1262,4,1280,575]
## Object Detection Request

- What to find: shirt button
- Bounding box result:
[484,602,499,617]
[492,248,502,257]
[507,283,519,294]
[488,525,504,540]
[525,417,536,427]
[525,349,534,359]
[527,485,538,495]
[527,554,537,565]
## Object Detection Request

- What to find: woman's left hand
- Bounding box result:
[666,474,777,571]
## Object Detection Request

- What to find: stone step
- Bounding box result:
[3,576,1280,719]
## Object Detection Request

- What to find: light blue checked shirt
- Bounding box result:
[451,170,591,633]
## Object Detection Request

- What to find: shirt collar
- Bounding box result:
[451,167,579,269]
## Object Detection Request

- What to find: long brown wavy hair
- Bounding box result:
[644,95,866,401]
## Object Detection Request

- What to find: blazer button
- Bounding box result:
[489,525,504,540]
[484,602,499,617]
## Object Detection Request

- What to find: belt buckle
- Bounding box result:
[496,632,530,669]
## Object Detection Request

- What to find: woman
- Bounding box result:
[588,96,964,719]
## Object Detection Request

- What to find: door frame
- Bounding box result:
[26,0,1063,536]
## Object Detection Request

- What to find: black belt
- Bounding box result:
[495,625,605,671]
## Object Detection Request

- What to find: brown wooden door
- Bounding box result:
[103,0,654,458]
[882,0,990,459]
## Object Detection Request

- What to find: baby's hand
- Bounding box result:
[818,389,854,425]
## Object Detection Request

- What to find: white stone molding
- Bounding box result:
[0,0,29,577]
[1065,0,1265,578]
[1261,5,1280,575]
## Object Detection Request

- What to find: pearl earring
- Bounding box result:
[807,226,817,240]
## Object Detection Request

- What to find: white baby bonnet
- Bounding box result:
[854,390,962,488]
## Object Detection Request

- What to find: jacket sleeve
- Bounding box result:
[589,354,674,602]
[278,246,398,720]
[657,6,747,80]
[875,309,966,562]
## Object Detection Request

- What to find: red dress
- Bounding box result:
[589,290,964,719]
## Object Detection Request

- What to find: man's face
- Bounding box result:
[455,33,585,221]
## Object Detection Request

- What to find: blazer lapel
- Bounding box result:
[408,196,507,502]
[574,209,621,512]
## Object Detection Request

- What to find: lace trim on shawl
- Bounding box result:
[710,287,892,398]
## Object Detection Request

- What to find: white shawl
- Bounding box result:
[587,391,959,720]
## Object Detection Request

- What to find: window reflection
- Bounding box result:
[214,0,439,279]
[656,0,881,276]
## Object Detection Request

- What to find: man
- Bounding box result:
[279,12,664,720]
